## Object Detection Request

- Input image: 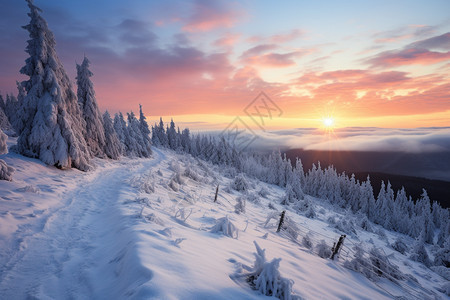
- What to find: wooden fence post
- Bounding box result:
[214,184,219,202]
[277,210,286,232]
[331,234,346,260]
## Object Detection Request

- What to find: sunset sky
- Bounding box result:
[0,0,449,130]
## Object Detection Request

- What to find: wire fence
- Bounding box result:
[273,211,435,300]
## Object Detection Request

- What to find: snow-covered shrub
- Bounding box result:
[410,234,431,267]
[232,173,249,192]
[264,211,281,228]
[247,242,295,300]
[169,160,182,173]
[391,237,408,255]
[246,192,260,204]
[433,246,450,267]
[184,165,202,182]
[281,185,297,205]
[441,282,450,297]
[304,205,316,219]
[431,266,450,280]
[344,244,377,280]
[168,178,179,191]
[222,166,237,179]
[175,207,193,223]
[376,228,388,241]
[129,174,155,194]
[0,128,8,155]
[302,234,313,249]
[258,186,270,198]
[0,160,15,181]
[282,216,301,241]
[16,185,40,193]
[171,170,185,185]
[0,128,14,181]
[358,214,373,232]
[235,197,246,214]
[316,240,332,259]
[293,197,312,213]
[334,218,357,236]
[144,213,165,225]
[369,247,405,280]
[327,216,337,225]
[210,216,239,239]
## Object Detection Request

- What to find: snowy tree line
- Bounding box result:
[0,0,152,174]
[150,117,448,256]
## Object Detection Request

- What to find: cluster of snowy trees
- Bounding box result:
[153,117,449,264]
[0,0,152,174]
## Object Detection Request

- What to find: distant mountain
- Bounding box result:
[284,149,450,208]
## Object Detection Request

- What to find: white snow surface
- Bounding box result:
[0,138,448,299]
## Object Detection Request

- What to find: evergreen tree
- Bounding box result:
[157,117,168,147]
[167,118,177,150]
[138,104,152,155]
[0,99,12,132]
[289,158,305,200]
[102,111,121,159]
[17,0,91,170]
[5,82,26,134]
[180,128,191,153]
[375,181,386,225]
[76,56,106,158]
[113,112,127,154]
[126,111,151,158]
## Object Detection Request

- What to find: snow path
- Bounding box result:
[0,149,165,299]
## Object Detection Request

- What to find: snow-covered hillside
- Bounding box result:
[0,137,448,299]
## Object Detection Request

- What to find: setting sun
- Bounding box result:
[323,117,335,128]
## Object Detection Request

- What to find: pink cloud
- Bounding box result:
[213,33,241,47]
[270,29,304,43]
[243,52,301,68]
[182,0,242,32]
[369,48,450,67]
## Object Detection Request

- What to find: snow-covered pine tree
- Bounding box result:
[0,99,12,133]
[151,124,160,146]
[102,111,121,159]
[410,230,431,266]
[374,181,386,225]
[5,82,26,135]
[124,112,139,156]
[0,94,4,111]
[113,112,127,154]
[180,128,191,153]
[126,111,151,157]
[167,118,177,150]
[289,158,305,200]
[417,189,434,244]
[16,0,91,171]
[138,104,152,155]
[0,128,15,180]
[76,56,106,158]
